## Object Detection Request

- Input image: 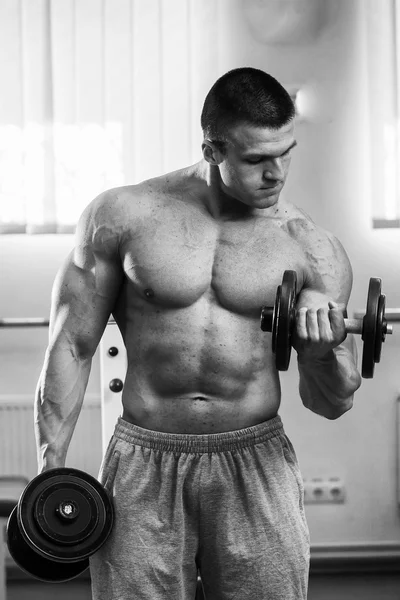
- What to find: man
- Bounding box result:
[34,67,362,599]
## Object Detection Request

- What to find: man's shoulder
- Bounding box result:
[282,205,352,293]
[285,206,345,257]
[83,181,166,234]
[89,183,154,213]
[93,166,198,212]
[77,185,146,255]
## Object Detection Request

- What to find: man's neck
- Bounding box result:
[196,159,287,221]
[195,160,255,220]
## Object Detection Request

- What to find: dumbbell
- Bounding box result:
[260,270,393,378]
[7,468,114,582]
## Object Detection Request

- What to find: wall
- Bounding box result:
[1,0,400,555]
[0,234,95,395]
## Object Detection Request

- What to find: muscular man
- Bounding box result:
[35,68,361,600]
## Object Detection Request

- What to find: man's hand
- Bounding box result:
[293,301,347,363]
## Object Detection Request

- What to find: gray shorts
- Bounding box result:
[90,415,310,600]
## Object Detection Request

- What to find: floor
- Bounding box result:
[5,572,400,600]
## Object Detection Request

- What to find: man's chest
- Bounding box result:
[120,211,306,315]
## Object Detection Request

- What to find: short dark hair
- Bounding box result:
[201,67,295,149]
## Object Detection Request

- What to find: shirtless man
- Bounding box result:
[35,68,362,600]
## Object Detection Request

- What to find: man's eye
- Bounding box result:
[246,157,263,164]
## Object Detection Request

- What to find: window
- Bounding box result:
[367,0,400,228]
[0,0,219,234]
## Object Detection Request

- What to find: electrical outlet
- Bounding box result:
[304,477,345,504]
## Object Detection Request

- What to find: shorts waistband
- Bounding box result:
[113,415,284,453]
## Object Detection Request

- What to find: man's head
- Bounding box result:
[201,67,296,209]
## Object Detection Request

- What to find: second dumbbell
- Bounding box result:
[260,270,392,378]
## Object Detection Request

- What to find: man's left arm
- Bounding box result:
[293,234,362,419]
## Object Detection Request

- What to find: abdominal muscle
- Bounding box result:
[118,302,281,434]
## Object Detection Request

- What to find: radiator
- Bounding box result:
[0,395,103,480]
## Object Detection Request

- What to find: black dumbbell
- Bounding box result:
[7,467,114,582]
[260,271,393,378]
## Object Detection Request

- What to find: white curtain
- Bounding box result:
[0,0,220,234]
[366,0,400,228]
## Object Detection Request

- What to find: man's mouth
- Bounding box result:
[259,181,281,190]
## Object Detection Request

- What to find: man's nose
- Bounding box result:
[263,158,284,181]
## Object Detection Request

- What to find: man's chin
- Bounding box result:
[252,190,281,207]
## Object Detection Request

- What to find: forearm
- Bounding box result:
[34,345,92,472]
[297,344,361,419]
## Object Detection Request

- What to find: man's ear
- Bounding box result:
[202,140,224,165]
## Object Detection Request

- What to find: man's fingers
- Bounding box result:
[296,305,344,343]
[317,307,334,342]
[296,307,308,339]
[328,305,347,340]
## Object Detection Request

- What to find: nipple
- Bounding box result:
[144,288,154,299]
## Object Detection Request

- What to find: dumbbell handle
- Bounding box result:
[261,308,393,335]
[345,318,393,335]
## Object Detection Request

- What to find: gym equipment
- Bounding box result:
[0,477,29,600]
[7,467,114,582]
[262,270,297,372]
[0,318,117,328]
[260,271,393,378]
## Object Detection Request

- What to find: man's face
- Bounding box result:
[215,120,296,209]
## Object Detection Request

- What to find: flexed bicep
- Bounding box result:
[293,229,355,363]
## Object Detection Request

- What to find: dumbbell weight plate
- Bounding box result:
[7,467,114,582]
[272,271,297,371]
[7,506,89,582]
[374,293,387,364]
[361,278,386,379]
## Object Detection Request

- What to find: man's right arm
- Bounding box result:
[34,194,124,473]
